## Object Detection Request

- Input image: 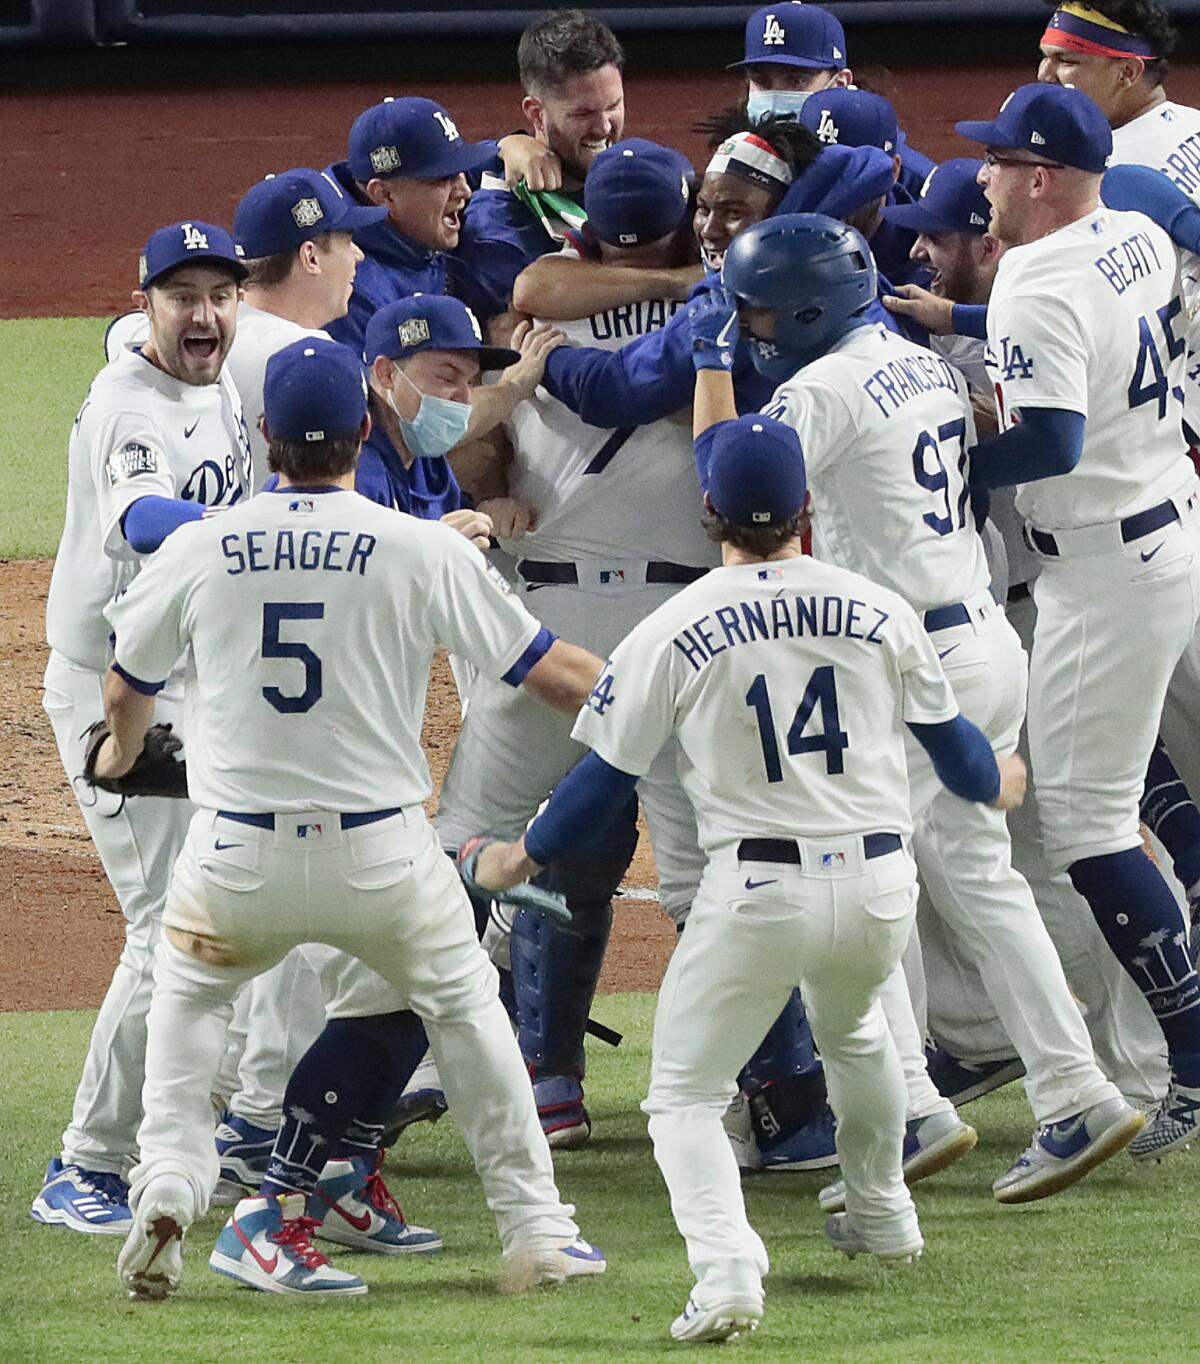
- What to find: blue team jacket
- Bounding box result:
[354,420,464,519]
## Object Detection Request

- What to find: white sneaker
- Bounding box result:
[819,1110,977,1213]
[117,1176,194,1301]
[501,1235,607,1289]
[993,1097,1145,1202]
[722,1092,762,1173]
[670,1292,763,1343]
[824,1212,923,1265]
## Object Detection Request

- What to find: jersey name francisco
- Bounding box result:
[673,593,891,673]
[861,352,961,418]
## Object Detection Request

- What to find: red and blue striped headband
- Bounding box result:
[1042,4,1155,60]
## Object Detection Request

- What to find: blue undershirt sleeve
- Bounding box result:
[950,303,989,340]
[694,421,734,492]
[523,752,640,867]
[120,495,205,554]
[968,406,1085,490]
[1102,163,1200,255]
[907,714,1000,804]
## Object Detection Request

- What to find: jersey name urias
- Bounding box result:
[573,555,958,857]
[46,346,252,672]
[763,324,988,612]
[106,489,547,812]
[985,207,1193,530]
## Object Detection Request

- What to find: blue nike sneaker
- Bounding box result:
[308,1153,442,1255]
[925,1046,1026,1106]
[992,1097,1146,1203]
[818,1109,978,1213]
[30,1157,132,1236]
[209,1193,367,1296]
[759,1105,839,1171]
[214,1115,277,1201]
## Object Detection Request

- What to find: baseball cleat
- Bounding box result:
[308,1152,442,1255]
[1128,1081,1200,1162]
[209,1194,368,1296]
[670,1293,763,1344]
[924,1046,1026,1107]
[382,1051,448,1145]
[534,1075,592,1149]
[824,1212,923,1265]
[117,1176,193,1301]
[819,1110,978,1213]
[503,1235,607,1288]
[993,1097,1146,1203]
[30,1158,132,1236]
[759,1105,839,1171]
[722,1091,762,1172]
[214,1114,277,1198]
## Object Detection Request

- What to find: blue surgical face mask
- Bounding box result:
[746,88,815,124]
[389,367,471,459]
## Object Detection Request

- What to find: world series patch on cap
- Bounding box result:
[363,294,520,372]
[348,96,495,183]
[234,168,387,259]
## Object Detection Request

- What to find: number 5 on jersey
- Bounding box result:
[261,602,323,713]
[746,666,848,782]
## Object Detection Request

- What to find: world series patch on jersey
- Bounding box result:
[46,346,252,672]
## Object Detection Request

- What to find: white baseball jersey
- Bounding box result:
[572,555,958,855]
[46,346,252,672]
[105,488,545,812]
[763,324,988,611]
[504,299,718,569]
[985,207,1192,530]
[105,303,326,490]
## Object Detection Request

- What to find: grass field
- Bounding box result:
[0,317,107,559]
[4,997,1197,1364]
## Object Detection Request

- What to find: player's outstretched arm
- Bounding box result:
[882,284,956,336]
[522,639,605,713]
[907,714,1026,810]
[496,134,563,192]
[687,286,740,441]
[91,668,157,781]
[460,320,566,444]
[512,255,704,321]
[1102,163,1200,257]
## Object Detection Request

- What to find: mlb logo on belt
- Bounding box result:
[821,851,846,869]
[599,569,626,585]
[298,823,324,839]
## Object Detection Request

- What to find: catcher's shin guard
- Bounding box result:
[738,989,828,1145]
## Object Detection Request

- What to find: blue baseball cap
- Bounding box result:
[348,97,494,183]
[138,220,247,289]
[955,83,1111,174]
[707,415,807,526]
[584,139,694,248]
[234,168,387,259]
[364,295,519,371]
[263,337,369,441]
[729,3,847,71]
[801,88,899,155]
[880,159,990,235]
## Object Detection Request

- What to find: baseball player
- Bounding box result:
[466,414,1027,1343]
[699,211,1146,1202]
[880,159,1170,1113]
[943,83,1200,1159]
[32,222,252,1237]
[101,336,606,1301]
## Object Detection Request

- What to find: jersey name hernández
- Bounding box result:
[105,488,544,813]
[572,555,958,856]
[985,207,1194,531]
[505,290,718,570]
[46,345,252,672]
[763,324,988,612]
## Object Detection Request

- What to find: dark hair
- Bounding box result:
[518,9,624,97]
[241,232,339,289]
[1042,0,1175,85]
[703,507,808,557]
[267,429,362,481]
[699,109,823,181]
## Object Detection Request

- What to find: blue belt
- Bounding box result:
[518,559,708,586]
[737,833,902,864]
[923,602,970,632]
[217,808,402,831]
[1026,498,1179,557]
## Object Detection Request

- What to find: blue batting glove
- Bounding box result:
[686,287,740,373]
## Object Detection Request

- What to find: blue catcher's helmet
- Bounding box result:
[721,213,877,382]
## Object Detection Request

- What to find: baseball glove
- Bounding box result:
[457,835,572,927]
[82,720,188,798]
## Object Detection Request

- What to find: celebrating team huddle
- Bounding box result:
[32,0,1200,1346]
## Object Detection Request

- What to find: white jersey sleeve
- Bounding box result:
[92,408,181,558]
[569,625,674,778]
[106,524,195,683]
[894,610,961,725]
[985,290,1088,417]
[766,375,855,482]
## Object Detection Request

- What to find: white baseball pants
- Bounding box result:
[130,808,578,1256]
[42,651,194,1177]
[644,839,921,1307]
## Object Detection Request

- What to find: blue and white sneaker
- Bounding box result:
[670,1292,763,1344]
[30,1158,132,1236]
[209,1193,367,1296]
[534,1075,592,1150]
[819,1109,978,1213]
[214,1115,277,1203]
[1129,1080,1200,1162]
[925,1046,1026,1106]
[760,1105,839,1171]
[308,1153,442,1255]
[504,1235,607,1286]
[825,1212,923,1265]
[992,1097,1146,1203]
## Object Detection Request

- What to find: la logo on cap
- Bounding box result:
[816,109,840,144]
[371,145,401,174]
[762,12,785,44]
[291,197,323,228]
[182,222,209,251]
[433,110,460,142]
[397,318,430,346]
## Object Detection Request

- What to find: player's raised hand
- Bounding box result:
[475,496,538,539]
[497,134,564,192]
[990,753,1028,811]
[686,287,740,372]
[440,507,493,550]
[506,320,567,399]
[883,283,956,336]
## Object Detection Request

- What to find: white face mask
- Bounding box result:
[746,88,815,123]
[388,366,471,459]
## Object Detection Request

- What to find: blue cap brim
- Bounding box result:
[472,344,520,371]
[143,252,247,289]
[397,139,496,181]
[727,53,839,70]
[331,202,390,233]
[954,118,1010,147]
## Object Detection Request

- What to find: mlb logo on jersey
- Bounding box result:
[298,823,324,839]
[762,12,785,44]
[370,144,402,174]
[397,318,430,347]
[816,110,840,144]
[288,499,317,513]
[821,851,847,869]
[181,222,209,252]
[291,197,324,229]
[757,567,783,581]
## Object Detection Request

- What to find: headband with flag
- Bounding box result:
[1042,3,1156,60]
[706,132,794,197]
